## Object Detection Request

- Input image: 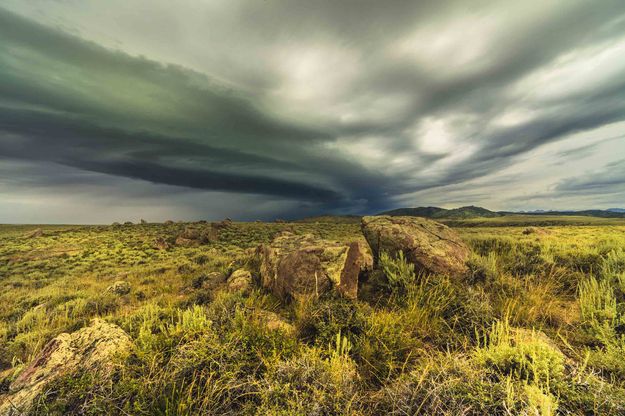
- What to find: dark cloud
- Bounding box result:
[1,1,625,222]
[554,159,625,195]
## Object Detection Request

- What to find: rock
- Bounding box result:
[199,272,228,291]
[180,226,201,240]
[124,221,133,225]
[175,236,197,247]
[176,225,219,246]
[522,227,550,236]
[257,232,372,301]
[164,220,174,224]
[274,219,286,223]
[154,237,170,250]
[140,219,147,224]
[212,219,232,230]
[258,310,295,334]
[338,241,373,299]
[24,228,43,238]
[111,222,121,227]
[205,225,221,242]
[107,280,131,295]
[361,216,470,277]
[0,319,131,414]
[227,269,253,293]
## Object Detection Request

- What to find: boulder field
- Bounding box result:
[0,215,473,412]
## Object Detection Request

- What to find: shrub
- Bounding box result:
[293,295,365,350]
[257,341,361,415]
[379,251,415,294]
[474,319,565,386]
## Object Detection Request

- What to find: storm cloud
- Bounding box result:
[0,0,624,223]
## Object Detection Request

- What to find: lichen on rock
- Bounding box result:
[0,319,131,415]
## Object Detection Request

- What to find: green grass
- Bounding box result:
[2,220,625,414]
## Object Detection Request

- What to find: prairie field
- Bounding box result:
[2,219,625,415]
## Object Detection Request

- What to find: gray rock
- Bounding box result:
[361,215,470,277]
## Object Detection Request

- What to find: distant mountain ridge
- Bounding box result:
[378,206,625,219]
[379,205,504,219]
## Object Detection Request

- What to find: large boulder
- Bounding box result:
[361,216,470,277]
[257,232,372,301]
[0,319,131,415]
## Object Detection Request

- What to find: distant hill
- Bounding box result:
[378,205,504,219]
[378,206,625,219]
[516,209,625,218]
[293,215,362,223]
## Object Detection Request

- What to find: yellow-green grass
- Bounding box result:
[0,220,625,415]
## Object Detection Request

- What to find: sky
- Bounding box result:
[0,0,624,223]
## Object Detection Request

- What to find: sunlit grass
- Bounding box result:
[2,221,625,414]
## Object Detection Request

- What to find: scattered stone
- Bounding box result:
[107,280,131,295]
[522,227,550,236]
[361,215,470,277]
[199,272,228,291]
[257,232,372,301]
[175,236,198,247]
[227,269,253,293]
[212,219,232,230]
[259,310,295,334]
[0,319,131,415]
[24,228,44,239]
[154,237,170,250]
[180,226,201,240]
[175,224,219,246]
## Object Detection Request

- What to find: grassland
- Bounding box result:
[1,219,625,415]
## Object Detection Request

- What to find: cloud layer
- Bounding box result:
[1,1,624,223]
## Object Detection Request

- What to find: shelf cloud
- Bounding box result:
[1,1,624,222]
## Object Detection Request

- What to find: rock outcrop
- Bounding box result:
[257,232,372,301]
[175,225,220,247]
[0,319,131,415]
[107,280,131,295]
[154,237,170,250]
[361,215,470,277]
[24,228,43,239]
